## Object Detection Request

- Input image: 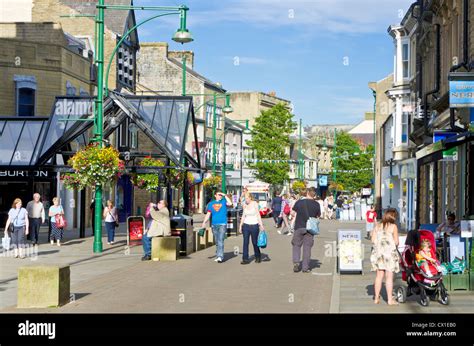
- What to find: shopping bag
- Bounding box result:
[56,214,67,229]
[306,217,320,236]
[257,231,267,248]
[2,236,11,250]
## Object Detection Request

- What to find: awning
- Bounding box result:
[0,92,201,171]
[415,132,473,160]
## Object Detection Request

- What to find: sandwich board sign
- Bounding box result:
[337,230,363,274]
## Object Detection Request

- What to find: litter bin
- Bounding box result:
[227,208,240,237]
[170,214,194,256]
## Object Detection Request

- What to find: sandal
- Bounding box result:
[388,300,399,306]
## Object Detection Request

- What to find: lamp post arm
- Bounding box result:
[104,11,179,96]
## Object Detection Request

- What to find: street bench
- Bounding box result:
[17,265,70,308]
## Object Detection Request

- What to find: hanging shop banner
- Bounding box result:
[127,216,145,245]
[337,230,363,274]
[449,75,474,108]
[318,175,328,187]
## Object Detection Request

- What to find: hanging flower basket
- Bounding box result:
[292,180,307,195]
[132,157,165,192]
[62,144,124,190]
[203,175,222,195]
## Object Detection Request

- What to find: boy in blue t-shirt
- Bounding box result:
[202,192,233,263]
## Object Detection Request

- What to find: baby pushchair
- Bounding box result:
[396,229,449,306]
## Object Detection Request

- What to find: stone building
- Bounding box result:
[137,42,230,213]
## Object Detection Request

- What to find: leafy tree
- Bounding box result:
[333,131,374,193]
[247,103,297,186]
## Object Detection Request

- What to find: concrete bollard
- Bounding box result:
[17,265,70,308]
[207,227,215,246]
[151,236,180,261]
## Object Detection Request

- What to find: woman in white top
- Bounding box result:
[103,200,118,245]
[239,192,264,264]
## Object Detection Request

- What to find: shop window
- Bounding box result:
[402,42,409,79]
[401,112,409,143]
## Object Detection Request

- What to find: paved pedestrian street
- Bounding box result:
[1,217,473,314]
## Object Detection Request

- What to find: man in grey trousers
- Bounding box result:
[291,187,321,273]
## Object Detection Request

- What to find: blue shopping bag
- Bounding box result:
[257,231,267,248]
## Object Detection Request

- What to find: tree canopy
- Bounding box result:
[247,103,297,186]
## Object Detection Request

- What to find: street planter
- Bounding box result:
[449,272,470,291]
[442,274,451,291]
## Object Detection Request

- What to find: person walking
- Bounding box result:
[270,191,283,228]
[239,192,265,264]
[4,198,29,259]
[49,197,65,246]
[370,208,400,305]
[103,200,119,245]
[316,196,325,220]
[201,191,233,263]
[26,193,45,245]
[142,200,171,261]
[291,188,321,273]
[278,194,292,235]
[365,205,377,239]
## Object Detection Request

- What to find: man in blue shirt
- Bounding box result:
[202,191,233,263]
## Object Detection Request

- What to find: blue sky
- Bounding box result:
[134,0,413,125]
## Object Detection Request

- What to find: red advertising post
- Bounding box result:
[127,216,145,246]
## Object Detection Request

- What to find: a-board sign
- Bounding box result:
[338,229,363,274]
[127,216,145,245]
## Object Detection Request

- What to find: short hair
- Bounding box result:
[447,212,455,220]
[12,198,22,208]
[33,193,40,198]
[106,199,114,206]
[159,200,168,208]
[307,187,316,198]
[52,197,59,204]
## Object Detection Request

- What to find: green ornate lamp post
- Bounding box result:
[91,2,192,253]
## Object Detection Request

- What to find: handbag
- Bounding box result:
[283,203,291,215]
[109,210,119,228]
[198,228,206,237]
[303,199,320,236]
[2,236,10,250]
[257,230,267,248]
[56,207,67,229]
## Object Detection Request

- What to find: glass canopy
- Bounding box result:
[0,93,200,170]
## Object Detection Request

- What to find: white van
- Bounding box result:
[245,182,271,217]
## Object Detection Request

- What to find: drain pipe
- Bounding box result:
[416,0,423,127]
[423,23,440,135]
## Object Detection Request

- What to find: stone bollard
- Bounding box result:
[151,236,180,261]
[17,265,70,308]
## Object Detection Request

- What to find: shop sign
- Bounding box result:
[337,230,363,273]
[361,188,371,196]
[0,170,49,177]
[318,175,328,187]
[442,147,458,161]
[449,79,474,108]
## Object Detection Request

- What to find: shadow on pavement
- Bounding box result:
[62,240,86,246]
[309,259,322,270]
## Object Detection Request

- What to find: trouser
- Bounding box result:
[292,228,314,271]
[105,222,116,242]
[28,217,41,243]
[142,234,153,257]
[212,224,227,259]
[11,226,26,249]
[242,223,261,261]
[272,211,282,226]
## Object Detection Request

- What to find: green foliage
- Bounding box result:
[132,157,165,192]
[333,131,374,193]
[292,180,307,195]
[247,103,297,186]
[203,175,222,196]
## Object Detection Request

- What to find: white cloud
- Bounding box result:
[134,0,413,35]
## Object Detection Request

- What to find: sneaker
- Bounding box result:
[287,232,293,236]
[50,240,54,245]
[107,242,111,245]
[141,255,151,261]
[255,257,261,263]
[293,263,301,273]
[217,257,223,263]
[277,230,282,235]
[302,269,312,273]
[241,260,250,265]
[214,257,220,262]
[57,242,61,247]
[110,241,114,244]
